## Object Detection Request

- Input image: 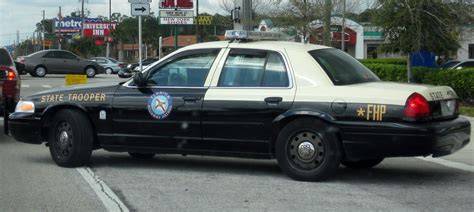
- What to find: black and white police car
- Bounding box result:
[9,31,471,181]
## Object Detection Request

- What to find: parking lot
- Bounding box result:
[0,75,473,211]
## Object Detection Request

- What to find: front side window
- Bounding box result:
[218,49,289,87]
[309,49,380,85]
[146,49,219,87]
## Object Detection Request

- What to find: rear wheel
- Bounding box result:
[85,67,96,78]
[128,152,155,159]
[49,110,93,167]
[105,68,113,75]
[34,66,47,77]
[342,158,384,169]
[276,118,342,181]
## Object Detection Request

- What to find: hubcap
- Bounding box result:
[86,68,95,76]
[54,121,73,158]
[36,67,45,76]
[298,141,315,160]
[288,131,325,170]
[106,69,112,74]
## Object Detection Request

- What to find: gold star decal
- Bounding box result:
[357,108,366,117]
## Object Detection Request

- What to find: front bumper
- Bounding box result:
[338,117,471,161]
[8,113,43,144]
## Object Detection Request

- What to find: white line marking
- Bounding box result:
[416,157,474,173]
[42,85,52,88]
[76,167,129,212]
[21,84,30,88]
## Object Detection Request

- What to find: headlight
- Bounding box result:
[15,101,35,113]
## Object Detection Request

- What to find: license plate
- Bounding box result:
[441,100,456,116]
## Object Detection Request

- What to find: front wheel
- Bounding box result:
[49,110,94,167]
[85,67,96,78]
[342,158,384,169]
[276,118,342,181]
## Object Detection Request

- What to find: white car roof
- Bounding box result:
[181,40,332,52]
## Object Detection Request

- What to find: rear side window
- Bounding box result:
[309,49,380,85]
[44,51,60,58]
[218,49,289,87]
[0,49,13,66]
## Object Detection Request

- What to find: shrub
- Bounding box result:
[359,58,407,65]
[362,63,474,101]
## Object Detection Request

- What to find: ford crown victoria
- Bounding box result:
[8,31,471,181]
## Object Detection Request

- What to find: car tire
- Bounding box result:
[85,67,96,78]
[105,68,113,75]
[341,158,384,169]
[34,66,47,77]
[276,118,342,181]
[49,109,93,167]
[128,152,155,159]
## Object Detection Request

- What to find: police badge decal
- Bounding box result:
[147,92,173,119]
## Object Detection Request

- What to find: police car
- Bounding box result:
[9,31,471,181]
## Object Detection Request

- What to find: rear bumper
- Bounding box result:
[8,113,43,144]
[337,117,471,161]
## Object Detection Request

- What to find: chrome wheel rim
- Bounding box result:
[288,131,325,170]
[36,67,46,76]
[86,68,95,76]
[106,68,112,75]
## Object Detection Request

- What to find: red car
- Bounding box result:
[0,48,21,133]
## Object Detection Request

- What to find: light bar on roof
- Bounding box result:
[225,30,290,41]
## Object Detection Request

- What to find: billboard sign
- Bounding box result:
[160,0,194,9]
[83,21,117,37]
[53,17,83,33]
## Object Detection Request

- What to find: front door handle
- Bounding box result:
[265,97,283,104]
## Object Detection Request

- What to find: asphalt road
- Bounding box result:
[1,74,473,211]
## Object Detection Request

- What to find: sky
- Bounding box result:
[0,0,227,46]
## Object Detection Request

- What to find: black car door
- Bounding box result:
[202,48,296,155]
[109,48,223,151]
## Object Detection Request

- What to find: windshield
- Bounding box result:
[0,49,13,66]
[309,49,380,85]
[107,57,118,63]
[439,60,460,69]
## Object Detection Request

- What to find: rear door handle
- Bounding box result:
[265,97,283,104]
[183,96,202,102]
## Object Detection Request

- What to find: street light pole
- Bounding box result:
[42,10,45,50]
[106,0,111,58]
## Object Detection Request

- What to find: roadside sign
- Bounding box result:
[160,17,194,25]
[131,3,150,16]
[159,10,193,17]
[65,75,87,86]
[195,16,213,25]
[128,0,152,3]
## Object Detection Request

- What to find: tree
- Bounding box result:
[375,0,460,82]
[322,0,332,46]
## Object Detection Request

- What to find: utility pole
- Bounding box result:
[233,0,253,30]
[341,0,346,52]
[42,10,45,50]
[139,16,143,71]
[16,30,19,47]
[106,0,111,58]
[81,0,85,37]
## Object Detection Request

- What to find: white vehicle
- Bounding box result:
[9,31,471,181]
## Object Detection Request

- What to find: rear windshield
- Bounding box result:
[0,49,13,66]
[309,49,380,85]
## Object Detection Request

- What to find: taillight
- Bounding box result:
[7,69,16,80]
[119,63,125,68]
[1,65,19,98]
[404,93,431,119]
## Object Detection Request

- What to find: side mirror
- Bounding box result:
[132,71,146,87]
[118,68,133,78]
[14,61,26,74]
